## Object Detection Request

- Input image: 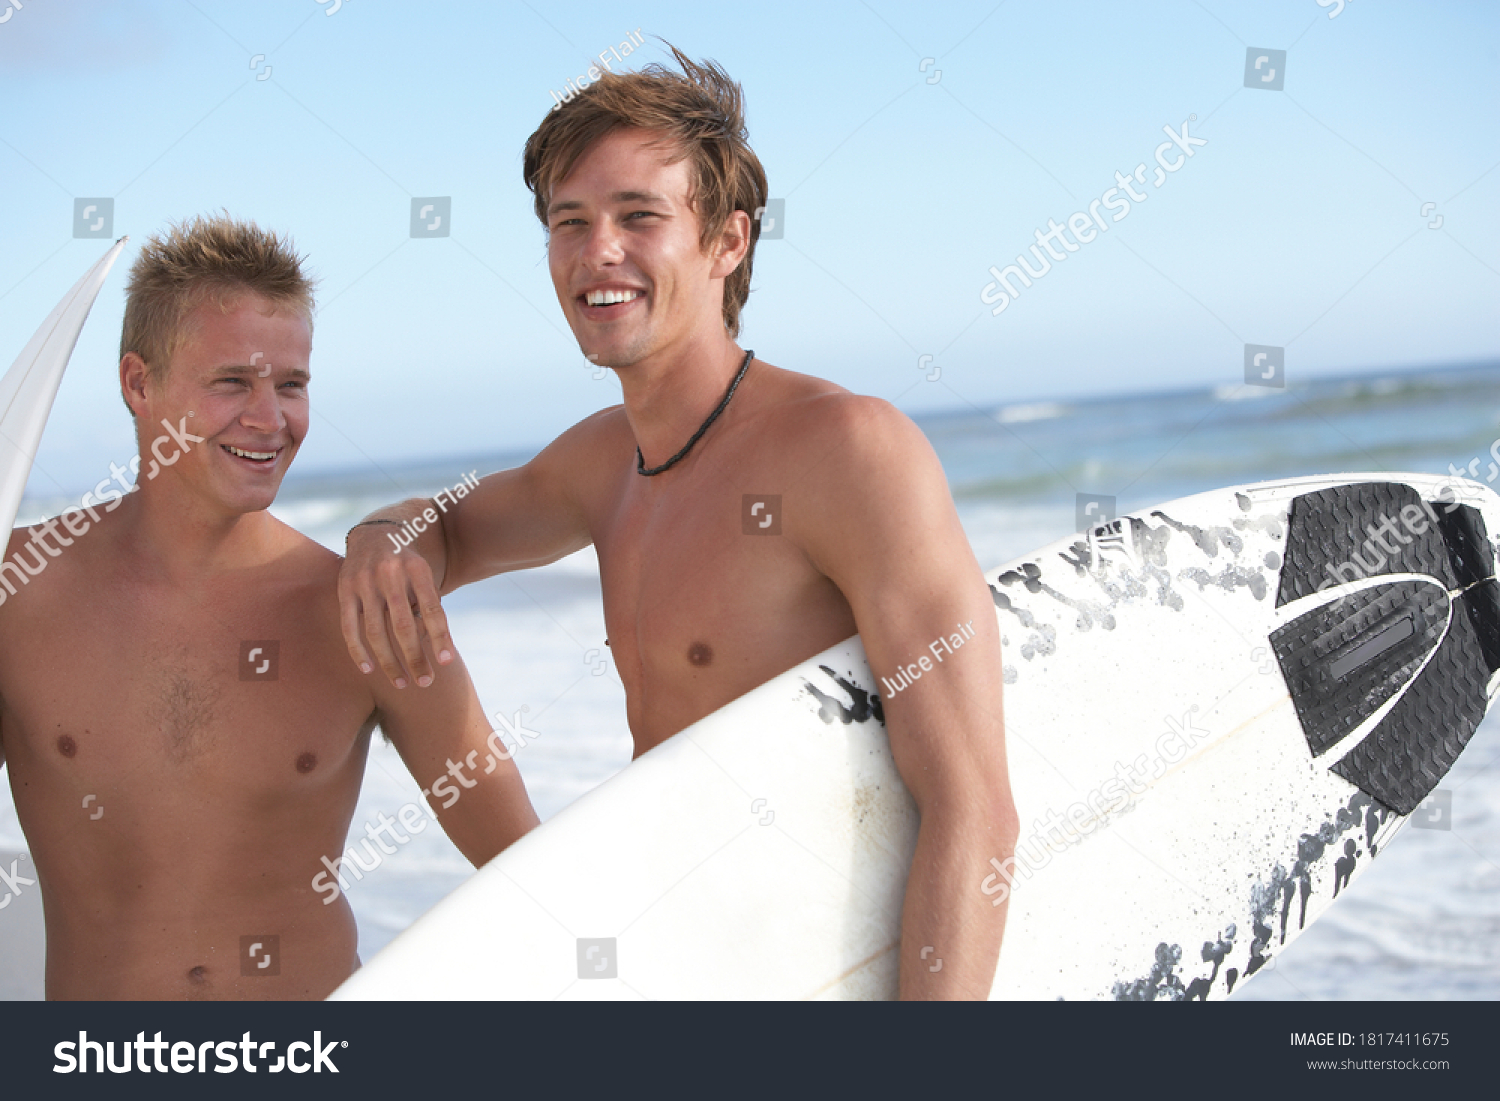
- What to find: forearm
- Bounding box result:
[898,802,1017,999]
[431,763,538,867]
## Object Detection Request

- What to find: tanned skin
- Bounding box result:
[0,292,536,999]
[340,127,1019,999]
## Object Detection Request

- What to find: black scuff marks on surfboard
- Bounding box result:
[1185,928,1237,1001]
[1114,793,1384,999]
[989,586,1036,627]
[1112,942,1185,1001]
[1271,579,1449,757]
[995,562,1044,592]
[1115,929,1239,1002]
[1110,927,1236,1001]
[1177,563,1269,601]
[992,570,1114,641]
[803,666,884,725]
[1150,511,1245,558]
[990,580,1056,661]
[1332,840,1358,896]
[1242,792,1383,980]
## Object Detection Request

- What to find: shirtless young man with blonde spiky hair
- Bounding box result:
[0,215,536,999]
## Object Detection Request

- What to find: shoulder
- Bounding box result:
[525,404,634,499]
[276,521,346,589]
[267,522,369,658]
[750,367,936,477]
[743,369,951,552]
[546,404,633,458]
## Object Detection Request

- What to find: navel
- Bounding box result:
[187,965,208,984]
[56,734,77,758]
[296,752,318,774]
[688,642,714,667]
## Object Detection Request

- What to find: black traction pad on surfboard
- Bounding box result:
[1270,579,1450,758]
[1328,581,1500,813]
[1271,483,1500,815]
[1276,483,1461,605]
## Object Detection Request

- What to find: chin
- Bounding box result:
[217,481,283,516]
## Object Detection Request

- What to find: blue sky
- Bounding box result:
[1,0,1496,494]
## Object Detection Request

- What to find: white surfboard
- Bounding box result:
[0,239,129,533]
[0,239,128,1001]
[334,471,1500,1001]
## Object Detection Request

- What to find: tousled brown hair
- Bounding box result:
[120,213,316,410]
[522,44,768,338]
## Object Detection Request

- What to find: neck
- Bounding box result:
[616,334,749,472]
[114,479,281,578]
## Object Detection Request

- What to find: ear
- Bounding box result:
[709,209,752,280]
[120,351,153,420]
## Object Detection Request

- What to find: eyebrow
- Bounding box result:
[547,190,673,216]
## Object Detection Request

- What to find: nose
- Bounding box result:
[239,378,286,433]
[578,215,626,270]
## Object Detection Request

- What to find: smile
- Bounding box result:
[222,445,279,463]
[582,289,643,308]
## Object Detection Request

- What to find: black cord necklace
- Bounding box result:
[635,348,754,476]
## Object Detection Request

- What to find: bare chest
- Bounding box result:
[0,575,372,800]
[594,475,855,746]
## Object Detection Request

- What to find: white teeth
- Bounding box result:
[225,445,276,461]
[585,289,641,307]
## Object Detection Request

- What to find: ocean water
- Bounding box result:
[3,361,1499,999]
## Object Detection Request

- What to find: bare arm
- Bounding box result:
[370,641,539,865]
[796,396,1018,1000]
[339,410,618,686]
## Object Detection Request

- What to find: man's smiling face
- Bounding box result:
[143,291,311,515]
[546,127,731,369]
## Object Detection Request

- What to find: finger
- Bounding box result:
[376,561,431,688]
[407,568,456,670]
[360,572,415,689]
[337,574,375,674]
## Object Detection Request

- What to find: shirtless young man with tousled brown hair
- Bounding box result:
[0,214,536,999]
[340,48,1018,999]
